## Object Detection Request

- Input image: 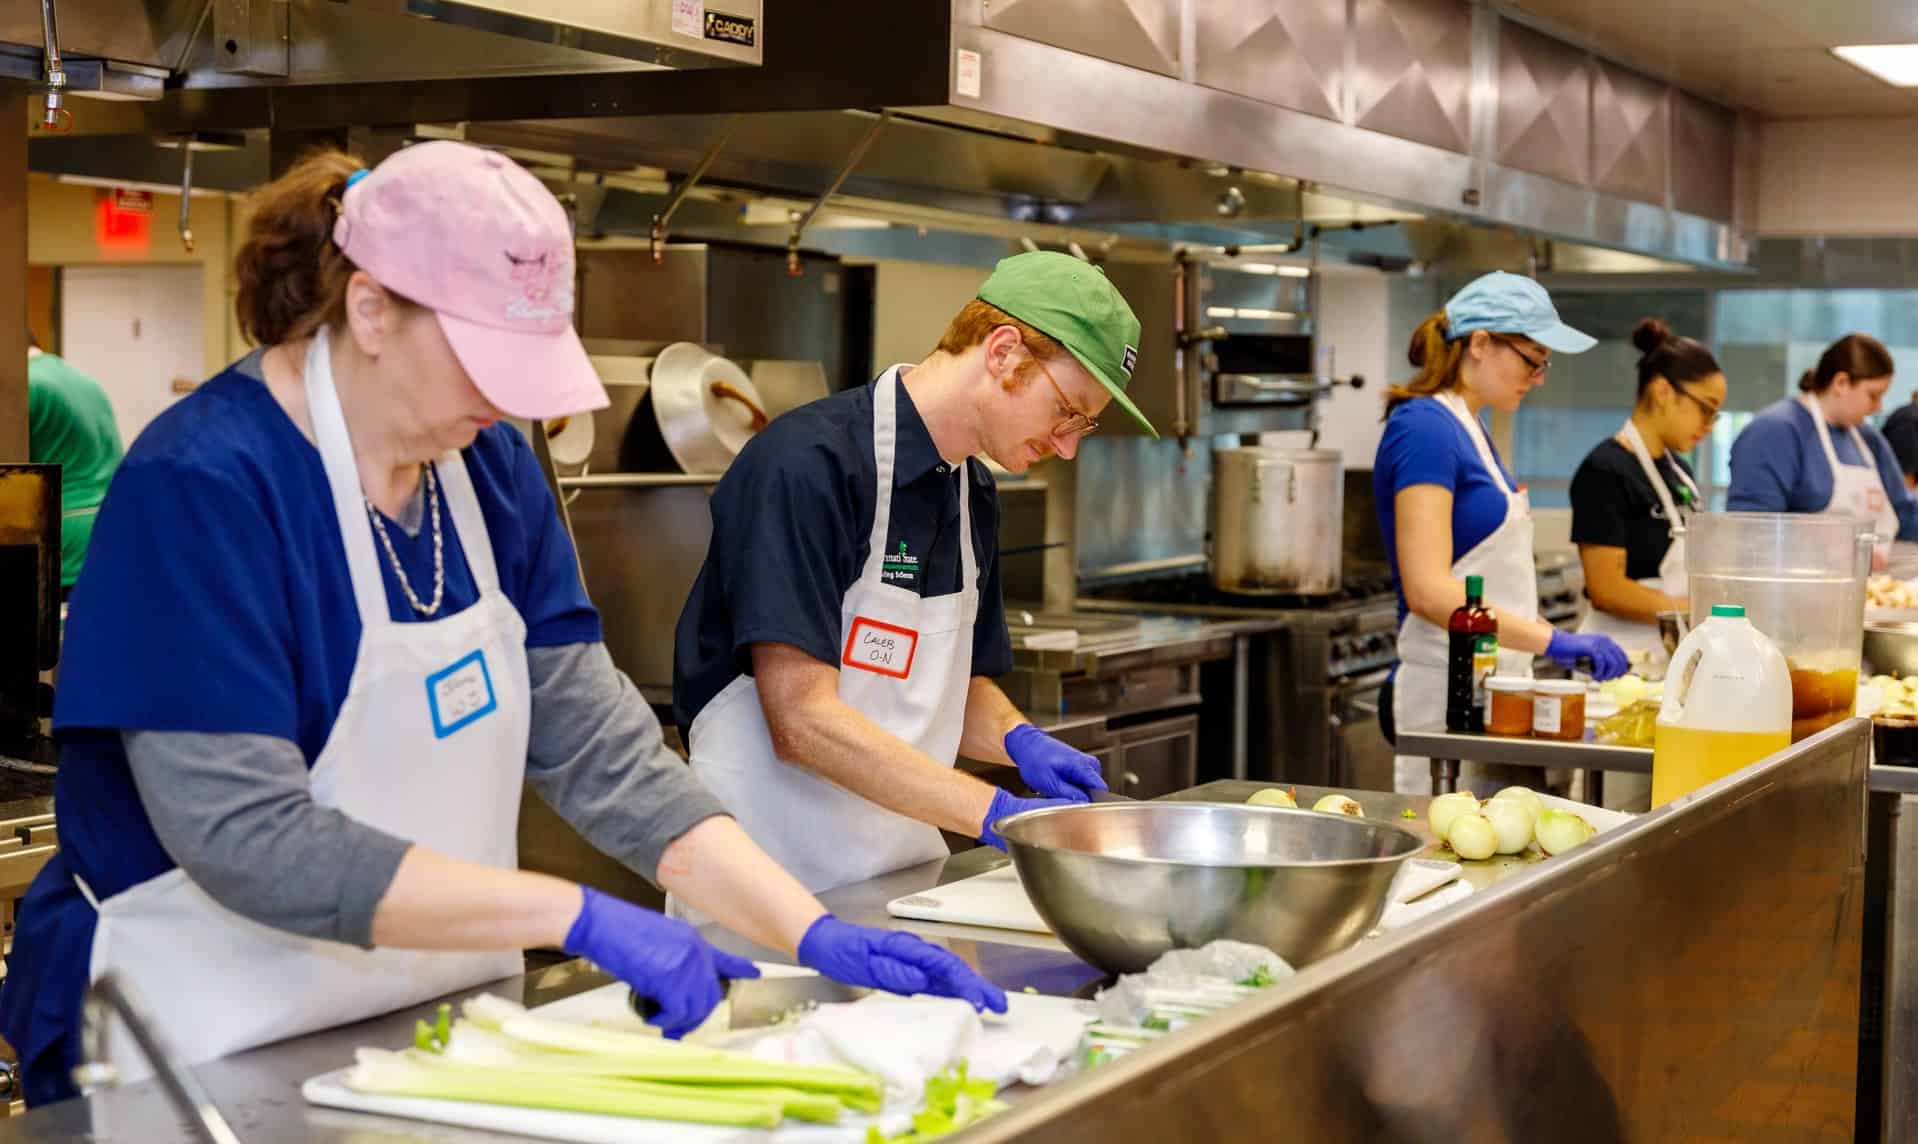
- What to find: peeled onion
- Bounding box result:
[1246,788,1297,809]
[1312,794,1363,817]
[1481,797,1534,854]
[1448,813,1497,861]
[1491,786,1544,820]
[1427,792,1480,841]
[1535,808,1598,856]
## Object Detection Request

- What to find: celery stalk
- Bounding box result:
[345,1049,784,1127]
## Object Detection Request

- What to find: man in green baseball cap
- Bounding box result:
[671,249,1153,897]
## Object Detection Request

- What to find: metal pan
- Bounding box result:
[619,343,769,474]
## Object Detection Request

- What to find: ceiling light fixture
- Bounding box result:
[1832,44,1918,87]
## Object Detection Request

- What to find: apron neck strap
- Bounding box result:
[305,333,397,630]
[303,333,503,627]
[1436,391,1518,497]
[1800,393,1859,472]
[863,368,979,591]
[1619,419,1696,531]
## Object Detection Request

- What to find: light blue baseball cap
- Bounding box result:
[1442,271,1596,354]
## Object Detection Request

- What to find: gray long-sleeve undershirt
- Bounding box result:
[123,640,727,948]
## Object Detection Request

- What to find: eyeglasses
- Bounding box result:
[1030,351,1100,441]
[1495,336,1551,379]
[1675,386,1722,426]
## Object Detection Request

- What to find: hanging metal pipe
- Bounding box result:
[178,140,196,253]
[651,115,739,264]
[786,111,890,277]
[74,975,243,1144]
[39,0,69,132]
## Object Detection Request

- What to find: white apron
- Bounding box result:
[1803,394,1899,563]
[1576,420,1698,655]
[78,332,529,1083]
[1392,392,1539,793]
[685,366,977,896]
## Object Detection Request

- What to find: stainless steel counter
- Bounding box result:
[1396,727,1653,799]
[0,727,1868,1140]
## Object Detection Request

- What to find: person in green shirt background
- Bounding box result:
[28,327,124,594]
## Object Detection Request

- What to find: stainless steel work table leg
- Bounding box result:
[1430,757,1459,795]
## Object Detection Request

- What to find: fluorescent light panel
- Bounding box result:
[1206,306,1297,320]
[1235,263,1312,278]
[1833,44,1918,87]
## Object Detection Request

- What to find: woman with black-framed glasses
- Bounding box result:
[1372,272,1629,796]
[1569,318,1726,668]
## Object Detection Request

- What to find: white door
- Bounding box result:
[58,265,206,445]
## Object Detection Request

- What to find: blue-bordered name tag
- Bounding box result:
[425,649,497,739]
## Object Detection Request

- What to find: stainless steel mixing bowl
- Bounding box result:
[996,801,1424,974]
[1866,621,1918,677]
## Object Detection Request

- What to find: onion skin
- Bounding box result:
[1481,798,1534,854]
[1449,814,1497,861]
[1491,786,1544,819]
[1312,794,1363,817]
[1535,808,1598,856]
[1428,792,1480,841]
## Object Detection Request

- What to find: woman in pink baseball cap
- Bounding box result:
[0,140,1002,1106]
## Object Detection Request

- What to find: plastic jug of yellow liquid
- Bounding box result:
[1652,604,1793,807]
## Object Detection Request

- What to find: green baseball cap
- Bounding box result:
[975,251,1157,438]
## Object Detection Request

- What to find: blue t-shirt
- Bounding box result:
[673,374,1012,739]
[1373,396,1518,625]
[52,354,601,901]
[1727,397,1918,540]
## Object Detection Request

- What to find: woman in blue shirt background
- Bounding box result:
[1373,272,1628,795]
[1728,333,1914,567]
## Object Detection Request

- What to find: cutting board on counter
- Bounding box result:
[303,974,1093,1144]
[303,966,862,1144]
[886,862,1050,933]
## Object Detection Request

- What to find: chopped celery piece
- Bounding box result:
[346,1049,783,1127]
[867,1063,1005,1142]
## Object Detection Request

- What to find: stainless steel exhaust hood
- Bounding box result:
[19,0,1750,271]
[0,0,759,101]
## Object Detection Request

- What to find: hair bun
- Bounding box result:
[1632,317,1673,355]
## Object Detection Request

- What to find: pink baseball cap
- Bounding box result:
[332,140,608,420]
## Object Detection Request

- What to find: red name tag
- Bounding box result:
[842,617,918,679]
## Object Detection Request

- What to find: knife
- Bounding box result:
[1090,787,1137,803]
[628,975,869,1030]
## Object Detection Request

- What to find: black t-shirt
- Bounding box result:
[1569,438,1697,581]
[1883,401,1918,479]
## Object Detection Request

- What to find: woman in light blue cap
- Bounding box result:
[1372,271,1630,794]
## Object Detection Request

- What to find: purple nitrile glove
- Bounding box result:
[977,786,1074,851]
[1005,722,1108,801]
[563,887,760,1039]
[1545,629,1630,681]
[796,914,1008,1014]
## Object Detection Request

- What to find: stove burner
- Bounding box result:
[1084,569,1397,611]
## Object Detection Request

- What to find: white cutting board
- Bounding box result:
[301,967,875,1144]
[886,862,1050,933]
[301,974,1095,1144]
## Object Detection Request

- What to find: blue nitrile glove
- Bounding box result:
[1005,723,1108,802]
[797,914,1008,1014]
[563,887,760,1039]
[1546,629,1631,682]
[977,787,1074,851]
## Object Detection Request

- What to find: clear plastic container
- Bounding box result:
[1485,676,1533,737]
[1530,680,1586,741]
[1687,512,1870,741]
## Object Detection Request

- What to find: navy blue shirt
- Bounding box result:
[673,374,1012,738]
[0,353,601,1105]
[1373,396,1520,626]
[52,355,600,898]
